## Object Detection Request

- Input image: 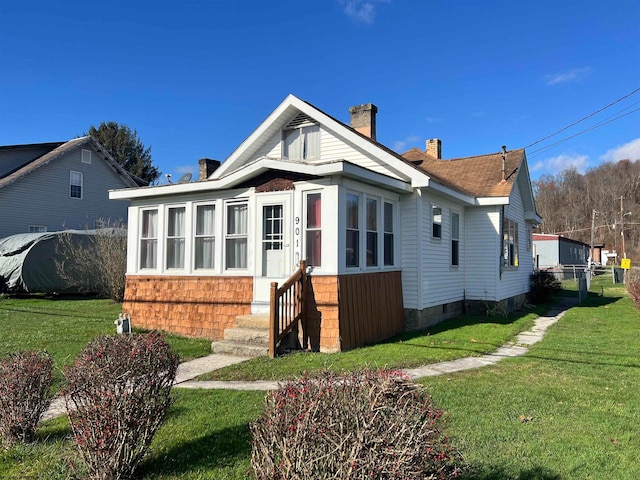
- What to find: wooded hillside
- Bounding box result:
[534,158,640,262]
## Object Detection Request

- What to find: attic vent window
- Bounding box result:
[81,149,92,164]
[283,124,320,161]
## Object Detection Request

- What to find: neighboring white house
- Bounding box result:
[0,136,138,239]
[109,94,541,353]
[532,234,590,268]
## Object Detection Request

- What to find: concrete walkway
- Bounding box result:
[42,297,577,421]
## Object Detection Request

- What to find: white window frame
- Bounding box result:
[451,211,460,267]
[503,216,519,268]
[432,204,442,239]
[305,192,322,267]
[282,124,320,161]
[81,149,92,164]
[194,203,216,271]
[383,201,395,267]
[345,192,360,268]
[70,171,83,199]
[139,208,159,270]
[166,205,186,270]
[224,200,249,270]
[366,196,379,267]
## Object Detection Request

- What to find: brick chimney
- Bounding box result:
[349,103,378,141]
[198,158,220,180]
[426,138,442,159]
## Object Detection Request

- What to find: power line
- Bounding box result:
[524,86,640,150]
[528,105,640,158]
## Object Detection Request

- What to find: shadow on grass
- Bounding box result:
[137,423,253,477]
[461,465,561,480]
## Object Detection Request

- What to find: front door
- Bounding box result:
[253,192,293,311]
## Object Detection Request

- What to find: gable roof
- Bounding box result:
[0,136,139,190]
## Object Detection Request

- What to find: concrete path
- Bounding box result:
[42,297,577,421]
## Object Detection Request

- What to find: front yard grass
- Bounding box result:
[201,303,549,381]
[2,276,639,479]
[0,294,211,389]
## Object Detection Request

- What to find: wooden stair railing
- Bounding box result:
[269,260,307,358]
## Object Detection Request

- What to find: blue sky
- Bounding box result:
[2,0,639,183]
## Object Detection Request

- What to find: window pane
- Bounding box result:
[167,207,185,237]
[452,240,459,266]
[384,233,394,266]
[226,238,247,268]
[196,205,215,235]
[142,210,157,237]
[367,198,377,231]
[432,206,442,238]
[307,193,321,228]
[346,230,359,267]
[451,213,459,239]
[195,237,215,269]
[140,239,157,269]
[346,194,359,229]
[306,231,322,267]
[195,205,215,269]
[227,204,247,235]
[384,202,393,233]
[366,231,378,267]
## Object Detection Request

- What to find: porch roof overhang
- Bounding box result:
[109,157,414,201]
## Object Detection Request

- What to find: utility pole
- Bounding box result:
[620,196,626,259]
[590,209,596,268]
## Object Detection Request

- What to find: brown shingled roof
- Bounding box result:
[402,147,524,197]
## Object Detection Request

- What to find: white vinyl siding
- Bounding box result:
[464,207,500,301]
[400,193,420,308]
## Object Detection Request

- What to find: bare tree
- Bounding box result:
[55,221,127,302]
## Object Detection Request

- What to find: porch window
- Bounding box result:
[366,198,378,267]
[140,209,158,269]
[451,212,459,266]
[226,202,248,269]
[503,217,519,267]
[305,193,322,267]
[432,205,442,238]
[195,204,215,269]
[283,125,320,161]
[70,171,83,199]
[383,202,394,266]
[346,193,359,268]
[166,206,185,269]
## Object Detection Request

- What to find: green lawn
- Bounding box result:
[2,278,639,479]
[0,294,211,389]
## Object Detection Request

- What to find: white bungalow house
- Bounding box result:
[109,94,541,354]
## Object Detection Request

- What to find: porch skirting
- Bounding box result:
[121,271,405,354]
[122,275,253,340]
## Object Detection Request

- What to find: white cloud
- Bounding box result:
[600,137,640,162]
[531,153,590,176]
[393,135,421,152]
[544,67,592,86]
[339,0,390,24]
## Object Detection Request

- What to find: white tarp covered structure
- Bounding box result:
[0,230,100,293]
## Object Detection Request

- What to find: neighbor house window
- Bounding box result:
[81,149,92,164]
[383,202,394,266]
[283,125,320,161]
[195,204,215,270]
[166,206,185,269]
[366,198,378,267]
[28,225,47,233]
[451,212,459,266]
[140,209,158,269]
[306,193,322,267]
[70,171,83,199]
[346,193,360,267]
[503,217,519,267]
[432,205,442,238]
[226,201,248,269]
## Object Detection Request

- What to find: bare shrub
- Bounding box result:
[63,333,178,480]
[626,268,640,308]
[0,351,53,446]
[251,369,464,480]
[56,220,127,302]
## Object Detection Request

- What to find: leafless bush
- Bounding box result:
[56,220,127,302]
[0,351,53,446]
[63,333,178,480]
[251,369,464,480]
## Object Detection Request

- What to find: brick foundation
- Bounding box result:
[122,275,253,340]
